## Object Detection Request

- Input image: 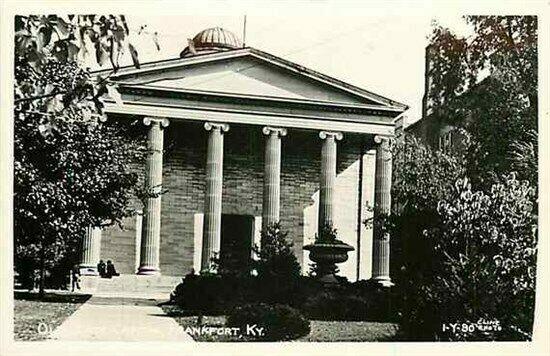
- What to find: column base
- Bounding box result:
[370,276,394,288]
[137,266,161,275]
[79,266,98,276]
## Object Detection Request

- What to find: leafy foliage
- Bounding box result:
[14,59,146,284]
[171,273,256,316]
[307,222,345,277]
[392,134,467,212]
[170,273,395,323]
[172,224,303,313]
[253,223,303,304]
[15,15,134,70]
[14,15,142,117]
[13,15,151,295]
[302,281,392,322]
[412,175,537,340]
[509,129,538,182]
[426,16,537,187]
[380,135,537,340]
[403,19,539,339]
[314,222,342,244]
[255,223,301,280]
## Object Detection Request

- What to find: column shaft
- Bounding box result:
[262,127,286,231]
[318,131,342,229]
[201,122,229,272]
[372,135,393,286]
[80,226,101,275]
[138,117,169,275]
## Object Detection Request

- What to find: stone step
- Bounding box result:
[80,274,183,295]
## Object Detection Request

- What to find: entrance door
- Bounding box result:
[220,214,254,274]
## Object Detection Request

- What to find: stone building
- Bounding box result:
[79,27,407,287]
[406,43,488,153]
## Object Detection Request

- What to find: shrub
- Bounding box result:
[389,171,537,340]
[227,303,310,341]
[374,135,537,340]
[301,282,393,322]
[253,222,303,305]
[170,274,321,315]
[255,222,301,281]
[302,291,368,321]
[171,273,257,315]
[171,223,307,314]
[415,175,537,340]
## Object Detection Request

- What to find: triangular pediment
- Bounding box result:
[105,48,407,110]
[149,66,309,100]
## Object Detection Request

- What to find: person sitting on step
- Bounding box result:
[105,260,120,278]
[97,260,106,278]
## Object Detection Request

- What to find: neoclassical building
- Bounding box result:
[80,27,407,287]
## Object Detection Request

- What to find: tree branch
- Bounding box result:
[14,89,65,104]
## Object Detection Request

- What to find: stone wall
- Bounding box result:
[100,120,375,280]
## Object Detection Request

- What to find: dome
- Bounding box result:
[180,27,243,57]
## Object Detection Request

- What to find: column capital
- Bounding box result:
[319,131,343,141]
[262,126,287,137]
[204,122,230,132]
[143,117,170,128]
[374,135,393,144]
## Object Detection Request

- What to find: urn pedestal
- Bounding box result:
[304,242,354,284]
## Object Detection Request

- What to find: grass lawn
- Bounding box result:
[14,291,91,341]
[161,305,399,342]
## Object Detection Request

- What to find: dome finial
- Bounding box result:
[180,27,243,58]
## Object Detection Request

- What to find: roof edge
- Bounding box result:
[94,47,408,111]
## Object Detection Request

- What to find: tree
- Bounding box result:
[256,223,301,281]
[420,174,537,340]
[426,16,537,187]
[376,135,537,340]
[380,16,538,341]
[15,15,141,114]
[384,133,467,284]
[14,15,152,296]
[254,223,302,304]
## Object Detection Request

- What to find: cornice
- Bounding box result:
[116,84,401,117]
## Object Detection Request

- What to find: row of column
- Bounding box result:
[80,117,393,285]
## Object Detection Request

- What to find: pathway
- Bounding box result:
[49,296,193,341]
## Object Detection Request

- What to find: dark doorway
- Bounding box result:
[220,214,254,275]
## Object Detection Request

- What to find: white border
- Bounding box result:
[1,2,549,356]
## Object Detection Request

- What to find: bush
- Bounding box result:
[252,222,304,305]
[301,282,393,322]
[413,175,537,340]
[171,273,257,315]
[227,303,310,341]
[386,144,537,340]
[375,135,537,340]
[255,222,301,281]
[302,291,368,321]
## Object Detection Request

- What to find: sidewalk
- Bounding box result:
[49,296,193,341]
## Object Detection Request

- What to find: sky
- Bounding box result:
[121,14,474,125]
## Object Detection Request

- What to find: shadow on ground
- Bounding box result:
[14,291,92,303]
[88,297,164,306]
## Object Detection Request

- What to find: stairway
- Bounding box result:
[80,274,183,299]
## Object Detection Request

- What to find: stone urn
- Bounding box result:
[304,241,354,283]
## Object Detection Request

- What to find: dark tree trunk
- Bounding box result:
[38,246,45,299]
